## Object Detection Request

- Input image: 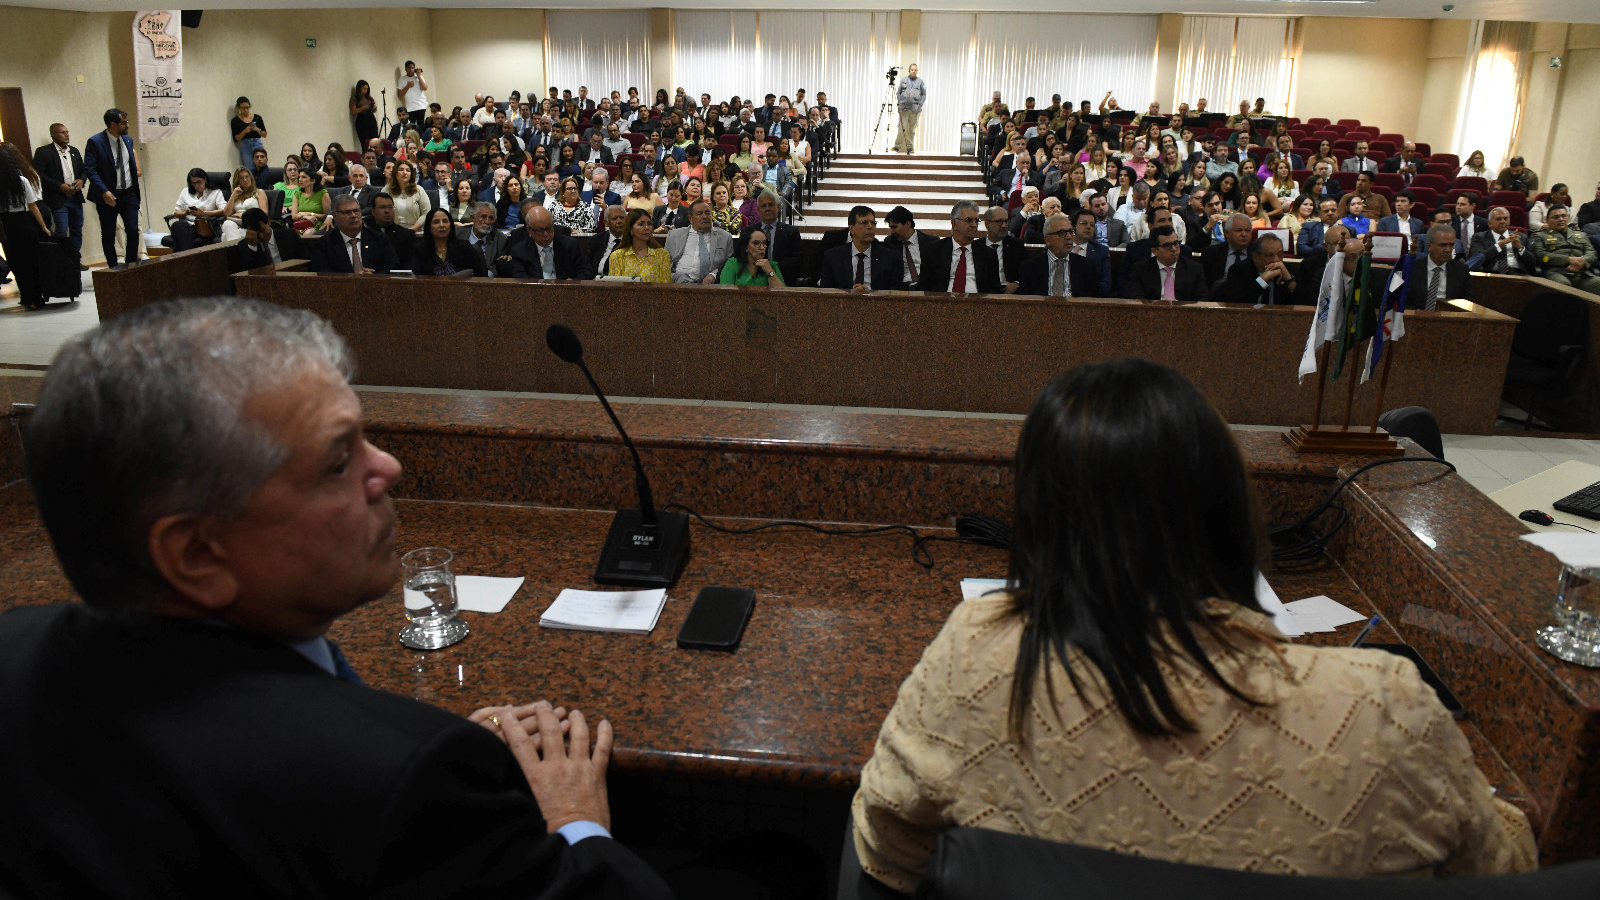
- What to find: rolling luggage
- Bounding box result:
[960,122,978,156]
[37,236,83,302]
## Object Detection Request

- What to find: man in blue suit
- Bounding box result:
[84,108,141,268]
[1296,198,1340,257]
[1070,209,1112,297]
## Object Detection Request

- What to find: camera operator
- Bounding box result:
[894,64,925,155]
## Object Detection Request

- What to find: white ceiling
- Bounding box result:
[5,0,1599,21]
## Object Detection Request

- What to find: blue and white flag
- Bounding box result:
[1362,254,1413,383]
[1297,251,1345,382]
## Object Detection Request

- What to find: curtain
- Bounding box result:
[819,11,898,153]
[916,13,977,155]
[971,15,1159,125]
[1232,18,1290,113]
[545,10,652,107]
[673,11,761,105]
[1458,20,1533,170]
[1175,16,1237,111]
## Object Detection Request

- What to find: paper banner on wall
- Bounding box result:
[132,10,183,144]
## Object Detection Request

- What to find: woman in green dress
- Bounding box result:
[718,226,783,286]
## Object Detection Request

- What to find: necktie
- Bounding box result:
[1161,266,1175,299]
[766,224,775,248]
[1229,250,1243,275]
[113,135,126,190]
[1052,258,1066,296]
[349,237,362,272]
[541,244,555,278]
[326,639,365,685]
[1493,234,1513,273]
[854,251,866,286]
[698,232,710,280]
[903,243,918,283]
[952,247,968,293]
[1428,266,1442,310]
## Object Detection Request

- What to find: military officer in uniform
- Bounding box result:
[1534,205,1600,294]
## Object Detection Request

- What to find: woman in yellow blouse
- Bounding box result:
[607,208,672,282]
[852,359,1536,895]
[624,173,659,214]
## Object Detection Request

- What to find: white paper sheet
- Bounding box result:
[960,578,1008,601]
[1285,595,1369,631]
[1521,533,1600,571]
[539,588,668,634]
[455,576,525,613]
[1255,572,1302,636]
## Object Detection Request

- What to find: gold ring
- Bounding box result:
[490,715,500,727]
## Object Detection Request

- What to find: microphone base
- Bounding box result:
[593,508,690,587]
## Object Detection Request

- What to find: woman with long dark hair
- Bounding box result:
[851,358,1537,893]
[0,142,52,309]
[350,80,378,149]
[412,206,486,276]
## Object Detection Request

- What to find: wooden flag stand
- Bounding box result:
[1283,340,1403,456]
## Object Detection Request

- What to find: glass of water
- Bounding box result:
[399,547,470,650]
[1536,564,1600,667]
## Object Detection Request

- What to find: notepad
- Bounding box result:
[539,588,668,634]
[455,576,525,614]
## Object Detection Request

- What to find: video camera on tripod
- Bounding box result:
[886,66,899,86]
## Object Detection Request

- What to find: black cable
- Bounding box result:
[662,504,1005,569]
[1269,456,1457,563]
[1552,521,1596,533]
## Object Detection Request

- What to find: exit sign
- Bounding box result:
[305,38,316,48]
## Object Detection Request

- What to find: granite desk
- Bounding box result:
[3,379,1597,863]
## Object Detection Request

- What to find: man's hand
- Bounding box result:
[1262,261,1292,283]
[1568,256,1586,273]
[701,273,717,284]
[468,701,571,746]
[851,283,869,294]
[1003,282,1020,294]
[503,704,613,832]
[59,182,74,195]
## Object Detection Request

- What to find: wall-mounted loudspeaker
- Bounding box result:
[181,10,202,28]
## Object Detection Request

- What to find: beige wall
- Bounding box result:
[427,9,546,112]
[1294,17,1433,138]
[1153,13,1182,111]
[1548,48,1600,202]
[1415,19,1469,151]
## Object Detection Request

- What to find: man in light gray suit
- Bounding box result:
[456,202,510,276]
[664,200,734,283]
[1340,140,1378,175]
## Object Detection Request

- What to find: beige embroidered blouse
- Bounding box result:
[852,594,1535,893]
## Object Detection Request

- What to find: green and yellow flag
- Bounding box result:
[1330,253,1375,380]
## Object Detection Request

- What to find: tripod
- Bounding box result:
[379,87,393,140]
[868,80,898,156]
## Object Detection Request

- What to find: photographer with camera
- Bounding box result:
[894,64,925,155]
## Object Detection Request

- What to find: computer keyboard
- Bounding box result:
[1553,480,1600,521]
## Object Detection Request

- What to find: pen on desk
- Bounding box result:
[1349,615,1380,647]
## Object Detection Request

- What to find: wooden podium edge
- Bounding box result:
[1282,425,1404,456]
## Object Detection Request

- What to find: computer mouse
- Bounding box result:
[1519,509,1556,526]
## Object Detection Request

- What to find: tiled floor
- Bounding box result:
[4,274,1596,503]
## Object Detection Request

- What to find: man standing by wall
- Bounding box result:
[33,123,86,265]
[894,64,925,155]
[397,61,429,131]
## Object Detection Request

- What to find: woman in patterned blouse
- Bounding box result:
[852,358,1536,895]
[550,177,594,234]
[708,181,740,236]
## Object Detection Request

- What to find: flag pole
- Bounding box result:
[1311,343,1332,430]
[1339,342,1360,430]
[1369,342,1396,432]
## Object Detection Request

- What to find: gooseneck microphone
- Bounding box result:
[545,324,688,586]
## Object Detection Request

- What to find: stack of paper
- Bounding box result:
[539,588,668,635]
[454,576,525,613]
[1276,595,1369,636]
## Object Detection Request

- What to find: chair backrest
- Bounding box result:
[461,139,484,156]
[1453,176,1488,193]
[1310,130,1340,141]
[344,151,361,163]
[1421,162,1455,177]
[1333,171,1358,190]
[1333,140,1359,154]
[265,189,284,220]
[916,827,1600,900]
[1506,206,1529,229]
[1411,174,1448,191]
[1377,407,1444,457]
[1335,118,1362,127]
[1413,142,1431,156]
[625,132,645,149]
[1490,190,1529,210]
[1368,141,1396,155]
[1376,132,1405,145]
[1513,292,1591,364]
[261,167,284,190]
[1430,153,1460,169]
[1407,186,1438,208]
[205,171,233,193]
[1373,173,1404,190]
[1306,117,1331,127]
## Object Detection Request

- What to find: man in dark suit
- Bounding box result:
[653,184,689,232]
[818,205,902,291]
[1578,180,1600,230]
[507,203,592,280]
[1381,142,1424,183]
[1469,206,1537,275]
[734,191,802,281]
[83,108,141,267]
[1452,192,1489,257]
[588,204,629,276]
[32,123,87,259]
[1201,213,1257,290]
[885,206,945,291]
[581,168,621,208]
[1124,225,1208,301]
[309,195,400,273]
[1210,231,1301,305]
[1019,213,1096,297]
[332,164,380,221]
[1291,223,1351,306]
[575,132,614,166]
[980,205,1024,292]
[422,161,457,205]
[1297,198,1341,257]
[3,297,673,900]
[1085,192,1127,249]
[1070,209,1112,297]
[1410,224,1474,309]
[991,155,1040,211]
[919,200,1002,294]
[369,193,417,269]
[226,208,307,271]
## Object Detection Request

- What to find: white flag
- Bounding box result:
[132,11,183,144]
[1297,251,1345,383]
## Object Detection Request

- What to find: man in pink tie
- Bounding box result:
[1124,224,1208,302]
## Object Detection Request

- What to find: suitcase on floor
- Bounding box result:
[37,236,83,301]
[960,122,978,156]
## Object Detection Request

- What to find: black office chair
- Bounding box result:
[260,166,285,190]
[1377,406,1444,458]
[1499,291,1589,430]
[916,827,1599,900]
[205,170,233,193]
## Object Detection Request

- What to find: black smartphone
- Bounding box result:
[676,586,756,651]
[1361,644,1466,719]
